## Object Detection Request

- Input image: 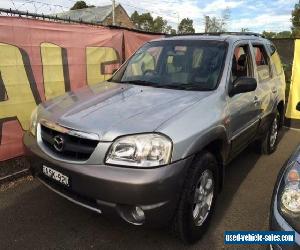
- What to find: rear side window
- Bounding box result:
[252,44,271,81]
[268,44,283,76]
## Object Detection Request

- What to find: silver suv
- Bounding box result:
[24,33,286,243]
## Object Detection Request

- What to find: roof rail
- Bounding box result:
[167,32,265,38]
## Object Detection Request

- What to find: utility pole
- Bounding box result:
[204,16,209,33]
[173,12,180,33]
[112,0,116,26]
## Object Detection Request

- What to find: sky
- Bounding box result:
[0,0,298,32]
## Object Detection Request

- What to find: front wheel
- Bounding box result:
[173,151,219,244]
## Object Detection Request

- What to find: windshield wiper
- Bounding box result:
[120,80,157,86]
[154,84,187,90]
[118,80,212,91]
[155,83,212,91]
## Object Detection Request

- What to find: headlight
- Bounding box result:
[30,106,38,136]
[105,133,172,167]
[280,161,300,213]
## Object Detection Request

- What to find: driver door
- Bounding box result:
[227,42,260,156]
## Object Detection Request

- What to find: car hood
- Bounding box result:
[40,82,212,141]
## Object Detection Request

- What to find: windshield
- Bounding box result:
[111,40,227,91]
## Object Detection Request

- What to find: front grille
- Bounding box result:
[40,125,99,161]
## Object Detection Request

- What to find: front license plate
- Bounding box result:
[42,165,69,187]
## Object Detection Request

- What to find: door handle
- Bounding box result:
[253,96,259,105]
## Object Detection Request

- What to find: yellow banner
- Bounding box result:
[286,39,300,120]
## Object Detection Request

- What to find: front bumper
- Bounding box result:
[24,132,192,226]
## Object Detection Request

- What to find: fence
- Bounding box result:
[0,14,161,161]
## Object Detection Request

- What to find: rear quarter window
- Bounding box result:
[267,44,283,76]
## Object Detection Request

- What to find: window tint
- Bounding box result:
[192,48,204,68]
[268,44,283,76]
[125,46,163,77]
[252,44,271,81]
[112,40,227,91]
[231,45,251,82]
[166,46,188,74]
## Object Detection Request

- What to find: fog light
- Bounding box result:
[132,206,145,223]
[117,205,145,225]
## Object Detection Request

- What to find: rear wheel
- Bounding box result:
[173,151,219,244]
[259,111,280,154]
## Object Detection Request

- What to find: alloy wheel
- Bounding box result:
[192,170,214,227]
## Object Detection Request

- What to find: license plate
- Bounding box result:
[42,165,69,187]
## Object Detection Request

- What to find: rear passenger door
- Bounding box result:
[250,42,276,131]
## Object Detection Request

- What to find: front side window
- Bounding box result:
[252,44,271,81]
[111,40,227,91]
[231,44,252,83]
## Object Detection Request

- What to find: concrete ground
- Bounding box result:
[1,128,300,250]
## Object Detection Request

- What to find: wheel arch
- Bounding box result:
[276,100,285,128]
[186,127,230,193]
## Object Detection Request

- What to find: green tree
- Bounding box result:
[164,25,176,35]
[262,31,291,39]
[70,1,94,10]
[205,17,223,32]
[205,9,230,33]
[170,28,177,35]
[292,2,300,37]
[138,13,154,31]
[178,18,195,34]
[131,11,140,28]
[153,16,167,33]
[276,31,292,38]
[130,12,154,31]
[241,28,250,32]
[262,31,277,39]
[131,11,174,34]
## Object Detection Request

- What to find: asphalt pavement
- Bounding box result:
[1,128,300,250]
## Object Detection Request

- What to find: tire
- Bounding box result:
[173,151,219,244]
[259,111,280,155]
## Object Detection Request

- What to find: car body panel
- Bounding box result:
[24,132,193,225]
[39,82,212,144]
[24,34,286,225]
[270,145,300,249]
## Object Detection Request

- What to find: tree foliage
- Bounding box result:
[292,2,300,37]
[205,8,230,33]
[178,18,195,34]
[165,25,177,35]
[70,1,94,10]
[262,31,292,39]
[138,12,154,32]
[205,17,224,32]
[130,11,176,34]
[262,31,277,39]
[241,28,250,32]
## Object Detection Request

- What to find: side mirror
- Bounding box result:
[296,102,300,111]
[229,77,257,97]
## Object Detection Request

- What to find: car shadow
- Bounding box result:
[212,128,287,223]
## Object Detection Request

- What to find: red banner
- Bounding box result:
[0,16,161,161]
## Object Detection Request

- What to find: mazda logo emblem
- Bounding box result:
[53,135,64,152]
